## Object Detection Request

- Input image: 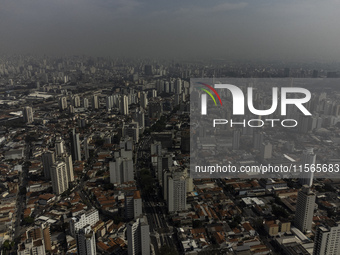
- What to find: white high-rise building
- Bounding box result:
[165,170,187,212]
[91,95,99,110]
[76,225,96,255]
[165,81,170,93]
[50,161,69,195]
[294,185,316,233]
[59,97,67,111]
[261,142,272,159]
[109,157,134,184]
[83,98,89,109]
[120,95,129,115]
[42,151,55,179]
[175,78,182,94]
[61,154,74,182]
[299,148,316,187]
[23,106,34,124]
[127,216,150,255]
[73,96,80,107]
[70,209,99,237]
[313,221,340,255]
[124,190,142,220]
[106,95,113,111]
[55,136,65,156]
[151,89,157,97]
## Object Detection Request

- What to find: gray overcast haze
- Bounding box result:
[1,0,339,61]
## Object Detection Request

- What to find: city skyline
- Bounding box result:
[1,0,340,253]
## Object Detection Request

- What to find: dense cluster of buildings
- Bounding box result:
[0,55,340,254]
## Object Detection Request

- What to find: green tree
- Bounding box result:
[2,240,14,251]
[272,204,289,218]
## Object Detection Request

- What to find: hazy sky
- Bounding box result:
[1,0,340,61]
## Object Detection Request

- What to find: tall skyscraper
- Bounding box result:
[132,108,145,134]
[106,95,113,111]
[59,97,67,111]
[42,151,55,179]
[76,225,96,255]
[124,190,142,220]
[127,216,150,255]
[72,96,80,107]
[41,223,52,252]
[120,95,129,115]
[109,157,134,184]
[165,81,170,93]
[164,169,187,212]
[91,95,99,110]
[55,136,65,156]
[299,148,316,187]
[84,137,90,160]
[50,161,69,195]
[294,185,316,233]
[174,93,181,105]
[61,154,74,182]
[151,89,157,97]
[160,154,173,187]
[70,128,81,161]
[261,142,272,160]
[23,106,34,124]
[157,156,163,185]
[83,98,89,109]
[313,220,340,255]
[140,92,148,109]
[175,78,182,94]
[156,80,164,93]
